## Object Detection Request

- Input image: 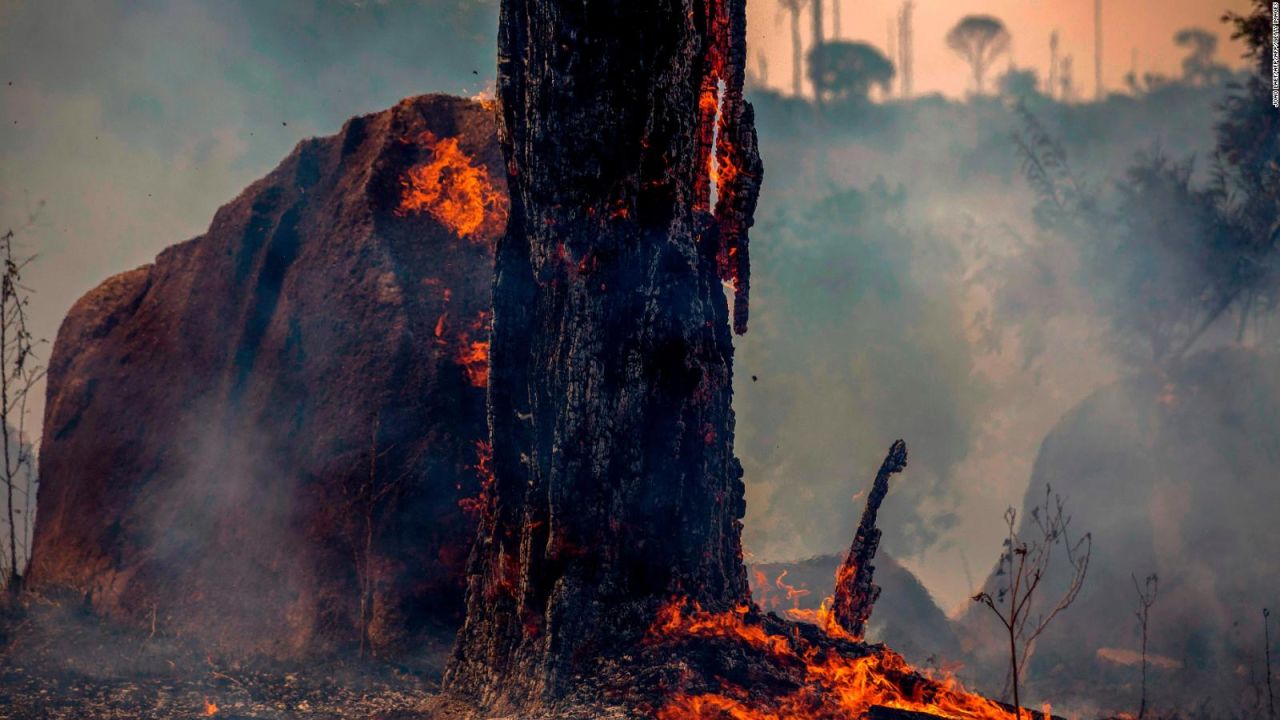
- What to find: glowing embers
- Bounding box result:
[648,598,1026,720]
[458,440,494,520]
[203,698,219,716]
[397,131,508,240]
[427,283,490,389]
[456,311,491,388]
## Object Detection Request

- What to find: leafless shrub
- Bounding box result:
[1,224,44,600]
[972,484,1092,717]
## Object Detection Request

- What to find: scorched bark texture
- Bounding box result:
[832,439,908,639]
[446,0,762,707]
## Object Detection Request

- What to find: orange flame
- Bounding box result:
[397,131,508,240]
[752,569,774,609]
[782,596,856,642]
[650,598,1035,720]
[203,699,219,716]
[458,340,490,388]
[772,569,810,608]
[455,311,492,388]
[459,439,494,520]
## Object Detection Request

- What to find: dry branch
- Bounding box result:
[832,439,908,639]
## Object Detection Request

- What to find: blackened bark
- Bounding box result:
[832,440,907,639]
[445,0,762,708]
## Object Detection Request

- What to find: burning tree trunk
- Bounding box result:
[445,0,761,708]
[832,439,908,639]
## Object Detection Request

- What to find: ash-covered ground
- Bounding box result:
[0,596,455,720]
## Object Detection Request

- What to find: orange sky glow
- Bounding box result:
[747,0,1254,98]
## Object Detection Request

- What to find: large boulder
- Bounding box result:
[958,347,1280,716]
[29,94,506,659]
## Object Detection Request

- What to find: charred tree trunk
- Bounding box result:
[832,440,907,639]
[445,0,762,708]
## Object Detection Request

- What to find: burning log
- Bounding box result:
[868,706,1059,720]
[867,708,960,720]
[832,439,908,640]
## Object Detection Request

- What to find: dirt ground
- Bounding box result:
[0,594,463,720]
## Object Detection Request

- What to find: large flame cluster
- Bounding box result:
[647,599,1042,720]
[397,131,508,240]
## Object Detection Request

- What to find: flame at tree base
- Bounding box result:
[645,599,1051,720]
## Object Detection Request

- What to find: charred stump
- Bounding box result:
[832,439,908,639]
[445,0,762,708]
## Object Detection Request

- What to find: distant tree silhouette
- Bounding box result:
[997,67,1041,103]
[807,40,895,104]
[946,15,1011,95]
[1174,27,1231,85]
[1058,54,1076,101]
[778,0,809,97]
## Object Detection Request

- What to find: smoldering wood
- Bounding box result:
[445,0,762,708]
[832,439,908,639]
[867,705,1064,720]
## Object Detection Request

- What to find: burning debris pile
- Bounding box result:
[422,443,1055,720]
[641,601,1051,720]
[621,443,1059,720]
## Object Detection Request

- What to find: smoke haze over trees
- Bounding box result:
[1,0,1265,610]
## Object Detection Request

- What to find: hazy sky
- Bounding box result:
[748,0,1252,97]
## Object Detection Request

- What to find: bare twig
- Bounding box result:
[972,485,1091,718]
[1,227,44,600]
[1132,572,1159,719]
[1265,607,1275,720]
